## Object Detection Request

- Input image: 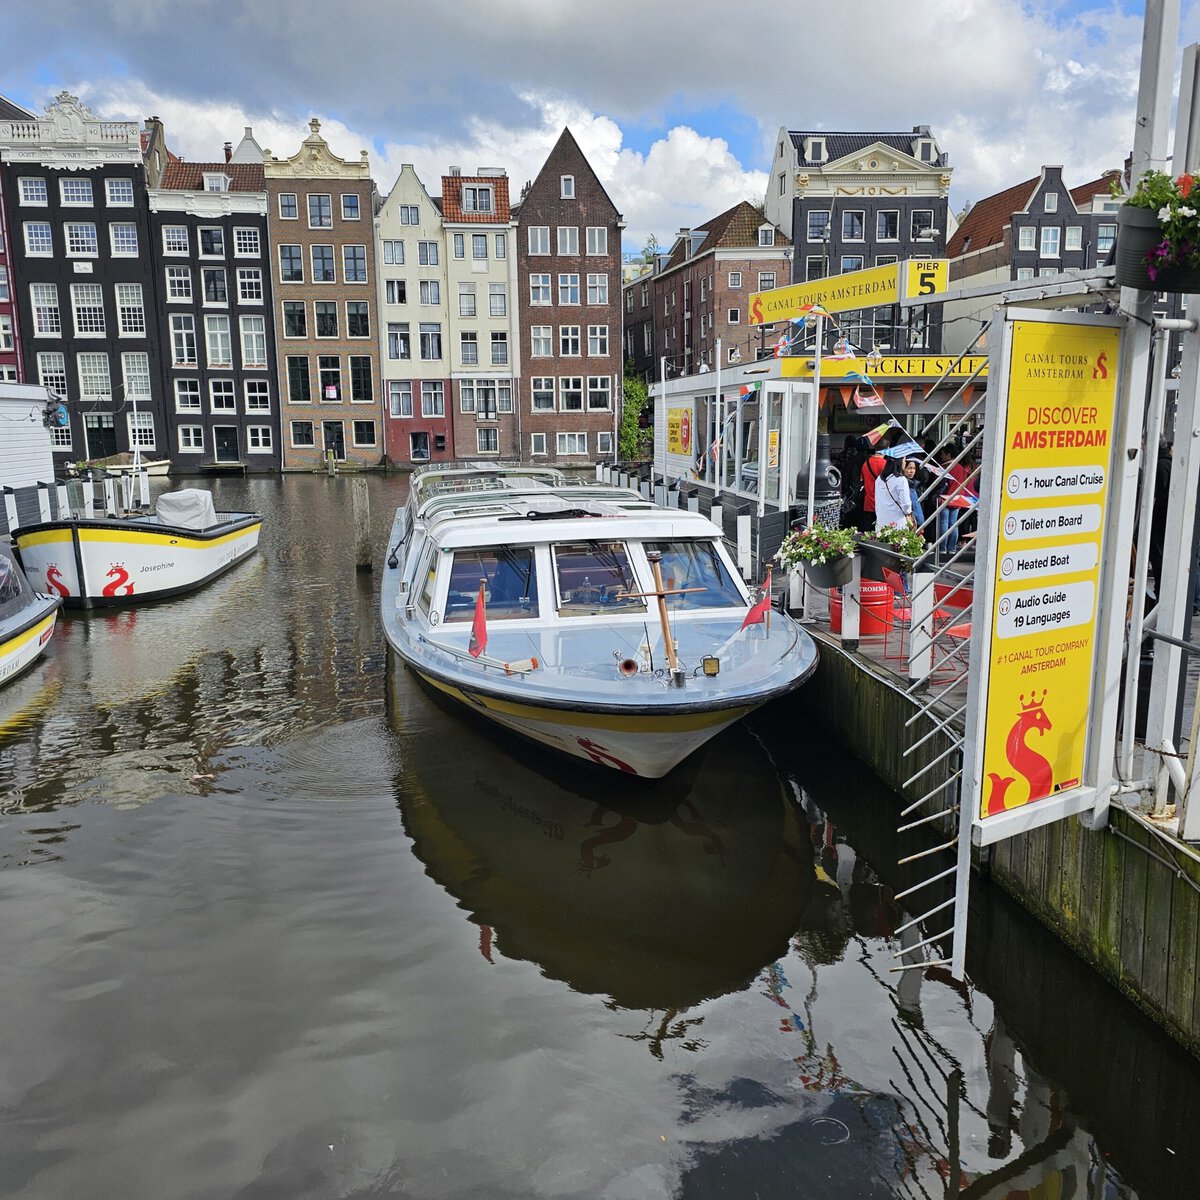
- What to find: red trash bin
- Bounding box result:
[829,583,891,635]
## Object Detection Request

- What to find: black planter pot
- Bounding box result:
[801,555,854,589]
[1114,205,1200,292]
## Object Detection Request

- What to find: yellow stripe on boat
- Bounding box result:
[0,613,56,657]
[18,522,261,551]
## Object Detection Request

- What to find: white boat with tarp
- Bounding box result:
[0,546,59,686]
[380,465,818,778]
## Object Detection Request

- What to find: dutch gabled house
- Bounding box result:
[0,94,36,386]
[0,93,163,471]
[622,201,792,383]
[514,128,623,464]
[441,167,519,460]
[150,144,281,472]
[264,119,381,470]
[764,125,952,353]
[376,164,453,466]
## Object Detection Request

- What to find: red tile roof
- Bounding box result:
[1070,171,1122,209]
[662,201,790,271]
[440,174,510,222]
[946,176,1039,257]
[160,162,265,191]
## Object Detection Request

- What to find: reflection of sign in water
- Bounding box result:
[666,407,692,455]
[979,319,1119,823]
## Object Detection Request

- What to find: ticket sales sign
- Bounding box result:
[976,317,1121,833]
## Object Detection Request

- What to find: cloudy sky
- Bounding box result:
[1,1,1195,251]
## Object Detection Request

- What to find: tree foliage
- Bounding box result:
[619,364,652,462]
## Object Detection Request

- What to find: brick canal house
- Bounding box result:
[0,94,36,387]
[264,119,381,470]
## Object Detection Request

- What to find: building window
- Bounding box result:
[315,301,339,337]
[459,282,477,317]
[179,426,204,451]
[346,301,370,337]
[597,431,613,456]
[558,226,579,255]
[19,178,48,205]
[308,194,332,228]
[453,233,465,259]
[205,315,232,367]
[531,432,547,456]
[352,420,376,446]
[248,426,273,451]
[389,380,413,417]
[164,267,191,301]
[202,267,228,304]
[728,271,742,288]
[560,325,581,355]
[122,352,152,402]
[531,325,552,356]
[911,210,934,239]
[410,432,430,461]
[171,314,197,365]
[342,194,361,220]
[106,178,135,206]
[175,379,201,411]
[1015,267,1035,281]
[588,324,608,355]
[421,380,444,416]
[586,273,608,304]
[419,280,441,305]
[115,283,145,336]
[283,301,307,337]
[349,356,373,402]
[109,223,138,256]
[558,273,580,304]
[382,239,404,265]
[489,283,507,317]
[529,226,550,254]
[399,205,419,224]
[841,211,864,241]
[728,308,740,324]
[419,323,442,360]
[387,322,411,359]
[311,245,335,282]
[587,376,612,410]
[241,315,268,367]
[462,184,493,213]
[530,274,551,305]
[128,411,155,450]
[560,175,575,198]
[24,221,53,255]
[495,233,506,259]
[385,280,407,305]
[234,227,261,256]
[1097,224,1116,254]
[210,378,237,412]
[477,427,499,455]
[30,284,61,335]
[461,331,479,364]
[199,227,225,257]
[71,283,106,336]
[806,209,830,242]
[60,178,93,206]
[238,268,264,302]
[343,244,367,282]
[1017,226,1037,251]
[840,255,864,272]
[279,193,298,219]
[556,432,587,455]
[472,233,487,260]
[319,355,341,401]
[1044,193,1058,213]
[65,223,98,256]
[559,377,583,411]
[876,255,899,267]
[291,420,315,446]
[205,174,230,193]
[1065,225,1083,251]
[279,245,303,282]
[758,225,775,246]
[418,241,439,266]
[287,356,311,403]
[586,227,608,255]
[532,377,555,410]
[490,332,508,366]
[245,380,271,412]
[78,352,111,399]
[877,210,899,240]
[1040,226,1061,257]
[37,351,67,395]
[758,272,776,291]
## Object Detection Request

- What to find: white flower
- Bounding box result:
[1180,206,1196,218]
[1159,206,1173,221]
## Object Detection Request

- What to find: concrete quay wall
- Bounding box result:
[797,629,1200,1060]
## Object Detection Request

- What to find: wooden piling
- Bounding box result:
[353,478,372,572]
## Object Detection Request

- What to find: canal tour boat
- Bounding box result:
[380,465,819,778]
[11,488,262,609]
[0,546,59,686]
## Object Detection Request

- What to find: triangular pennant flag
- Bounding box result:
[739,381,762,399]
[853,388,885,408]
[839,386,854,408]
[741,567,772,630]
[900,385,914,406]
[468,579,488,658]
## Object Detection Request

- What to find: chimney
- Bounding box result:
[224,142,232,162]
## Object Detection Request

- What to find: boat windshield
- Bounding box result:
[644,540,744,608]
[552,541,646,618]
[0,549,37,622]
[443,546,538,621]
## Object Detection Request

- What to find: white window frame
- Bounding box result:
[530,432,547,456]
[560,175,575,199]
[586,227,608,255]
[234,227,261,257]
[179,425,204,453]
[65,222,98,257]
[529,226,550,255]
[60,177,94,207]
[556,431,587,455]
[175,379,202,412]
[1065,225,1083,251]
[115,283,145,336]
[109,223,138,257]
[19,177,48,206]
[531,326,552,356]
[1040,226,1061,258]
[1044,193,1059,213]
[71,282,106,337]
[558,226,579,255]
[106,178,135,206]
[389,381,413,418]
[247,426,273,452]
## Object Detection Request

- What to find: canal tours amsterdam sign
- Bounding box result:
[966,311,1122,846]
[748,259,949,324]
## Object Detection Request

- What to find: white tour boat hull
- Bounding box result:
[0,598,58,687]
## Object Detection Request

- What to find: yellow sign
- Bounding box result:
[666,406,691,455]
[768,429,779,469]
[749,259,948,324]
[781,354,987,380]
[979,319,1120,823]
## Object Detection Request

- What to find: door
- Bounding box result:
[322,421,346,461]
[84,414,117,460]
[214,427,240,462]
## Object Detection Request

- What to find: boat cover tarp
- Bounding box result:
[0,546,38,622]
[155,489,218,530]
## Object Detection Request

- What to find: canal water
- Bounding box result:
[0,474,1197,1199]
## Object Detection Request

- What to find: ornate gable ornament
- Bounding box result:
[0,90,141,163]
[263,117,371,179]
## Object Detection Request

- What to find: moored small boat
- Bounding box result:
[11,488,262,609]
[0,546,59,686]
[380,465,818,778]
[75,455,172,478]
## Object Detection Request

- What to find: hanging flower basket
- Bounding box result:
[801,555,854,589]
[1112,173,1200,293]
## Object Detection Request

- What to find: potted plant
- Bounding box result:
[856,523,927,572]
[776,521,858,588]
[1114,169,1200,292]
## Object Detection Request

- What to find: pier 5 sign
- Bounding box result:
[972,315,1121,841]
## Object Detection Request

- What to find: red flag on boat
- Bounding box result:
[741,567,772,630]
[469,579,488,658]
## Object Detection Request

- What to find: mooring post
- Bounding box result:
[352,478,372,572]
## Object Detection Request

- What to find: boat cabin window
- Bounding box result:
[416,548,438,616]
[552,541,645,617]
[443,546,538,621]
[645,540,744,608]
